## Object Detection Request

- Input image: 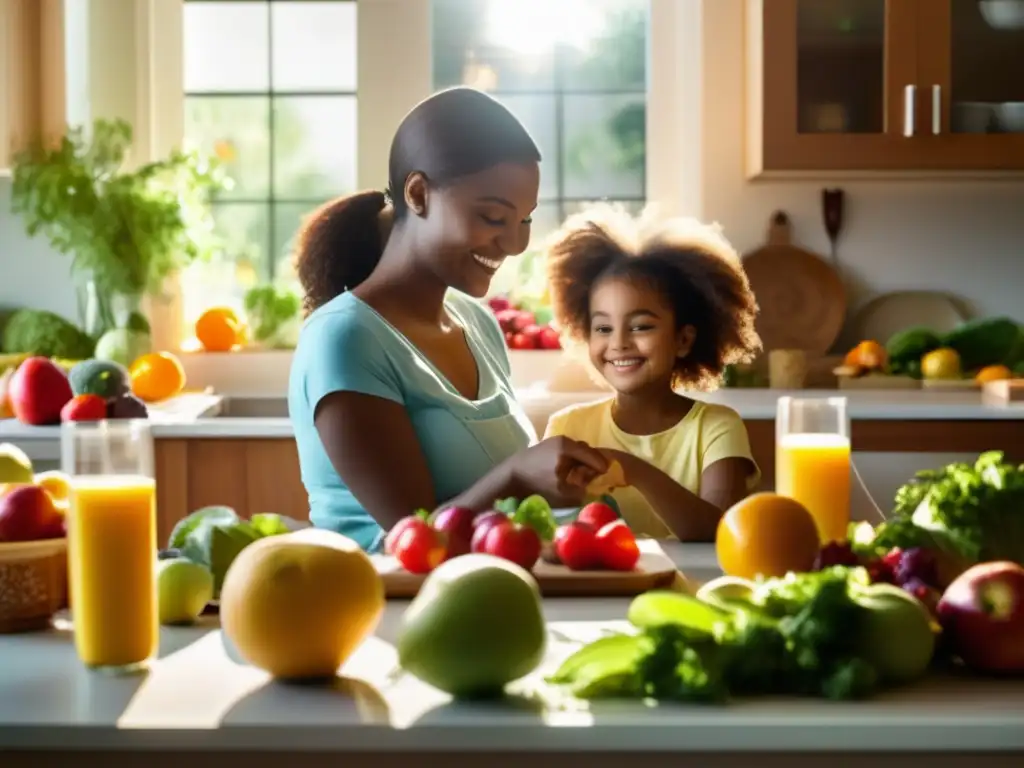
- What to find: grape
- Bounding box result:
[813,540,861,570]
[894,547,939,588]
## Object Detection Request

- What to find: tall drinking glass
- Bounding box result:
[775,396,851,544]
[62,420,158,672]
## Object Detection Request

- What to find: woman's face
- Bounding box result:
[587,276,695,395]
[412,162,540,298]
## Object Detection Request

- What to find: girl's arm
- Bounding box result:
[603,449,754,541]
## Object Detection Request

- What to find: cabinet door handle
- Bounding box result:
[932,85,942,135]
[903,84,917,137]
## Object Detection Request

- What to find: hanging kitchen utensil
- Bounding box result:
[741,211,847,355]
[822,188,845,266]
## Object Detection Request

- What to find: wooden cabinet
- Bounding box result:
[154,439,309,543]
[0,0,65,172]
[747,0,1024,176]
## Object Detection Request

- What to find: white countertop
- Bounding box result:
[3,388,1022,446]
[2,543,1024,755]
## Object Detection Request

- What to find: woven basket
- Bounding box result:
[0,538,67,633]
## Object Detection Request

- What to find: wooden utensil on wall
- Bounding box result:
[741,211,847,355]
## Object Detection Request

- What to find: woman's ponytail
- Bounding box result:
[293,191,390,316]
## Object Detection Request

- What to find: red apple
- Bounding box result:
[429,505,476,558]
[936,560,1024,674]
[488,296,512,313]
[8,357,73,426]
[482,521,541,570]
[0,484,64,542]
[470,510,508,553]
[538,325,562,350]
[385,514,426,555]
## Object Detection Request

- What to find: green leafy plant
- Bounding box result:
[243,283,301,348]
[9,118,228,335]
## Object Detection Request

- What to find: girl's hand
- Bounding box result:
[509,436,609,507]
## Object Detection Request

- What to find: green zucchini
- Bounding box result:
[941,317,1021,371]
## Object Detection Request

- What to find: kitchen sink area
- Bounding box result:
[202,395,289,419]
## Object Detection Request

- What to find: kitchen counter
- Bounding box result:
[3,388,1022,443]
[2,543,1024,767]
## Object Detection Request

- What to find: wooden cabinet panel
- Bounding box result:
[0,0,65,171]
[748,0,1024,175]
[153,439,310,545]
[244,439,307,519]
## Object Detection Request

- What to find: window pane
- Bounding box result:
[562,93,645,199]
[272,202,321,280]
[212,202,272,283]
[272,96,357,199]
[563,199,646,218]
[432,0,557,91]
[271,1,357,92]
[184,1,269,93]
[796,0,885,133]
[497,95,559,199]
[185,96,271,200]
[180,203,269,334]
[560,0,648,91]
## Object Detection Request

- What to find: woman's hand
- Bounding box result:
[508,436,610,507]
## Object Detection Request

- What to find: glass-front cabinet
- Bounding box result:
[749,0,1024,175]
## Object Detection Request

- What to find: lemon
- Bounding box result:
[921,348,962,380]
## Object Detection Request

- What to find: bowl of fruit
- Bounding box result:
[0,454,69,633]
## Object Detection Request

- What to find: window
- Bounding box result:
[432,0,649,296]
[179,0,358,337]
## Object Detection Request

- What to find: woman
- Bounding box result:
[288,87,609,552]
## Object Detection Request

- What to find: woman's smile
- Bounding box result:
[472,252,504,273]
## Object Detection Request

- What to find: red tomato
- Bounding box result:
[393,519,446,574]
[385,514,425,555]
[554,522,601,571]
[597,520,640,571]
[509,332,536,350]
[482,521,541,570]
[578,502,619,531]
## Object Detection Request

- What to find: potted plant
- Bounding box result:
[9,118,227,358]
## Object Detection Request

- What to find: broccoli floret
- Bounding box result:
[1,309,95,359]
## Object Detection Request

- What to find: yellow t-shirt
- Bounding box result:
[544,397,761,538]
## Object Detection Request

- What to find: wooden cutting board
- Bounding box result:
[374,539,682,599]
[742,211,847,354]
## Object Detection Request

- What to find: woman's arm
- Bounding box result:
[315,391,524,530]
[604,449,753,541]
[316,392,609,531]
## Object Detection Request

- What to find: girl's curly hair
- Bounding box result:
[545,204,762,391]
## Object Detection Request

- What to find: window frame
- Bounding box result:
[136,0,700,387]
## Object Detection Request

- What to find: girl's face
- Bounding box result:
[587,277,695,395]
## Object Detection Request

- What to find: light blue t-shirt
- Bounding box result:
[287,290,537,552]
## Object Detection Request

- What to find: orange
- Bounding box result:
[716,492,821,580]
[843,340,887,371]
[975,364,1013,384]
[35,470,72,513]
[129,352,187,403]
[195,307,245,352]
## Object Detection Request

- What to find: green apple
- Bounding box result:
[157,558,214,626]
[853,583,936,685]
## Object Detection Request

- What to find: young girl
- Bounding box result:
[543,205,763,541]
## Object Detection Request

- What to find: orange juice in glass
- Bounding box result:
[62,420,158,672]
[775,396,851,544]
